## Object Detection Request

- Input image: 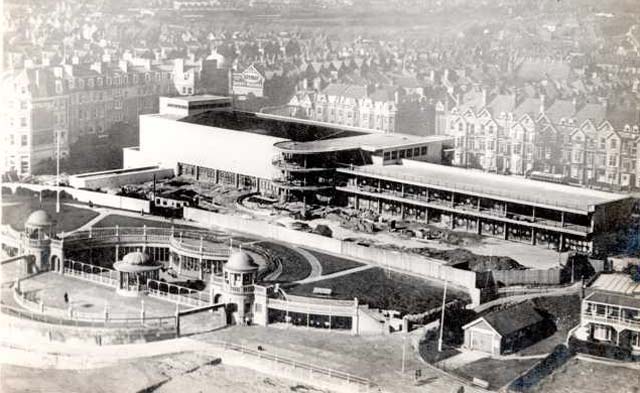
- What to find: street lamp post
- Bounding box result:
[56,130,61,213]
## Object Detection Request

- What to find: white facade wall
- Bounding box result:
[136,115,286,180]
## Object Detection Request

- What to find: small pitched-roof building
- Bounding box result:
[462,302,547,355]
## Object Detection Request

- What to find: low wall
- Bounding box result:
[68,167,173,189]
[0,307,177,346]
[4,183,150,213]
[184,208,482,305]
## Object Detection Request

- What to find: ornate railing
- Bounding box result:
[147,279,211,307]
[62,259,118,288]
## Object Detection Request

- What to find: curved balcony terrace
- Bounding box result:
[271,159,334,173]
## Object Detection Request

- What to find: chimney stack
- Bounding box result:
[540,94,546,114]
[482,88,488,107]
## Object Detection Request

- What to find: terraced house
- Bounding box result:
[445,88,640,190]
[1,56,228,177]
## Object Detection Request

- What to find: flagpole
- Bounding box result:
[56,130,60,213]
[438,280,448,352]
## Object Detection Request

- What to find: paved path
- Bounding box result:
[291,247,322,281]
[473,282,581,313]
[67,209,109,234]
[293,264,375,285]
[436,349,488,370]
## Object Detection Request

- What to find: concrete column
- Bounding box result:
[560,211,565,227]
[355,195,359,210]
[378,198,382,214]
[559,233,565,251]
[199,258,204,280]
[178,255,182,275]
[214,169,219,184]
[503,223,508,240]
[425,208,430,224]
[235,173,240,189]
[450,192,455,207]
[532,206,536,221]
[531,229,536,245]
[477,218,481,235]
[115,244,120,262]
[450,214,455,229]
[401,183,405,198]
[195,166,200,180]
[400,203,405,220]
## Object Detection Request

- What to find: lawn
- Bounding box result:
[532,357,640,393]
[260,242,311,282]
[455,358,539,390]
[93,214,199,229]
[287,267,469,315]
[2,198,99,233]
[301,248,363,275]
[516,294,582,356]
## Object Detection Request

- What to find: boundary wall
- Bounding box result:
[3,183,150,213]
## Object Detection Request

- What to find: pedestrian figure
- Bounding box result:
[63,292,69,304]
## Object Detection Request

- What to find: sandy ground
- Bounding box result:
[0,352,328,393]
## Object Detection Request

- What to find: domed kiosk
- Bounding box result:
[114,251,162,297]
[220,249,259,323]
[21,210,54,273]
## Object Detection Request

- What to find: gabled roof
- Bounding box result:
[464,302,545,337]
[545,99,575,123]
[487,94,516,116]
[575,102,607,125]
[514,97,543,118]
[322,83,368,100]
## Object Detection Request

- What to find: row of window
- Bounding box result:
[68,72,170,91]
[383,146,428,161]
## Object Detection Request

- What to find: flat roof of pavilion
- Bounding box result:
[176,110,368,142]
[274,134,451,154]
[165,95,230,103]
[337,162,629,212]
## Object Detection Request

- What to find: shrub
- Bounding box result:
[508,344,574,392]
[313,224,333,238]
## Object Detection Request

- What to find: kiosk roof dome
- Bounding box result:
[225,250,258,272]
[25,210,53,227]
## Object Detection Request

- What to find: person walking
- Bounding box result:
[63,292,69,304]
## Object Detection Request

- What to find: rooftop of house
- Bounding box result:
[464,302,545,337]
[589,273,640,298]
